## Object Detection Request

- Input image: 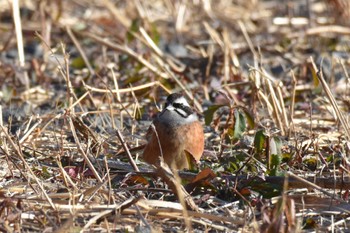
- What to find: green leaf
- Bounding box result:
[232,110,246,140]
[150,22,160,45]
[250,178,283,198]
[227,127,234,138]
[310,64,319,87]
[270,136,282,156]
[135,106,145,121]
[41,166,51,179]
[185,150,197,171]
[203,105,225,125]
[282,153,292,163]
[127,18,141,43]
[269,154,282,176]
[124,74,143,85]
[254,129,266,153]
[241,108,255,128]
[71,57,86,69]
[269,137,283,176]
[2,84,13,102]
[303,218,318,230]
[304,157,318,171]
[309,63,322,94]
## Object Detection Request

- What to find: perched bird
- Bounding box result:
[142,93,204,170]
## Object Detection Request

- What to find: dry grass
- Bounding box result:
[1,0,350,232]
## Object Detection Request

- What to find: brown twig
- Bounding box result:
[115,128,140,172]
[0,125,57,210]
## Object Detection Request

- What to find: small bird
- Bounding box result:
[142,93,204,170]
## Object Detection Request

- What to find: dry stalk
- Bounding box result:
[251,66,289,135]
[84,81,170,94]
[223,85,243,106]
[289,70,297,136]
[100,0,131,28]
[26,192,81,200]
[36,31,85,111]
[31,199,243,227]
[223,28,230,84]
[82,176,110,203]
[55,158,79,192]
[288,25,350,39]
[266,78,284,135]
[203,22,224,49]
[205,43,214,79]
[132,24,186,73]
[83,80,139,128]
[149,124,199,213]
[66,92,90,112]
[309,57,350,138]
[339,59,350,99]
[327,216,350,232]
[0,106,2,127]
[135,25,198,102]
[81,195,142,231]
[108,64,121,102]
[156,163,194,230]
[79,31,168,79]
[103,156,114,205]
[19,118,42,144]
[11,0,29,90]
[276,82,289,130]
[133,202,244,225]
[238,20,258,59]
[66,27,94,75]
[67,116,103,183]
[38,0,51,61]
[23,115,33,134]
[0,125,56,210]
[115,128,140,172]
[175,1,187,32]
[105,90,118,130]
[287,172,346,203]
[139,27,163,57]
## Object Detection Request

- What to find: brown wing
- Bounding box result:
[181,121,204,162]
[143,120,204,170]
[143,120,178,167]
[142,123,162,167]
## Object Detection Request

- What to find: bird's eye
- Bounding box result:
[173,103,182,108]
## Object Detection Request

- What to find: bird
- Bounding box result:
[142,93,204,170]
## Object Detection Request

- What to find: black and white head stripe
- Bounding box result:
[172,102,193,118]
[165,93,194,118]
[165,93,186,106]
